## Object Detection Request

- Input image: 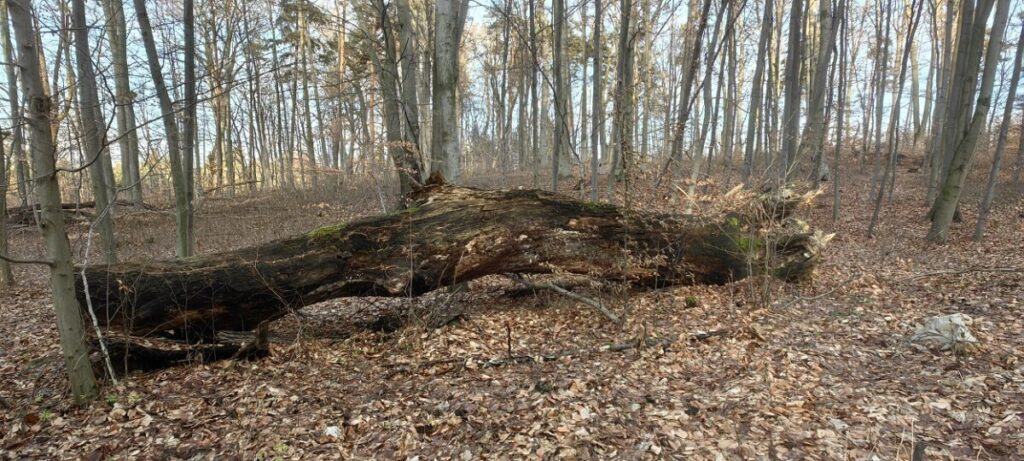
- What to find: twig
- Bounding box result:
[79,214,118,385]
[505,274,621,324]
[384,329,731,379]
[896,267,1022,283]
[0,252,52,266]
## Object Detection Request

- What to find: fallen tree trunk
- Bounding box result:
[6,200,156,226]
[77,176,830,339]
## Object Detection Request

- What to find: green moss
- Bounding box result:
[580,201,616,213]
[684,296,699,308]
[306,223,347,240]
[729,217,741,229]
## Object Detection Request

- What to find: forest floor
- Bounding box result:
[1,163,1023,460]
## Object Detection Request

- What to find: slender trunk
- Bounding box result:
[928,0,1007,243]
[182,0,195,254]
[742,0,773,184]
[973,18,1023,240]
[72,0,117,265]
[552,0,568,191]
[134,0,192,257]
[300,2,318,190]
[0,134,13,286]
[607,0,636,201]
[926,0,954,202]
[868,0,921,236]
[590,0,603,201]
[1,0,28,207]
[101,0,143,206]
[779,0,804,183]
[8,0,97,403]
[832,0,847,224]
[529,0,540,188]
[799,0,836,186]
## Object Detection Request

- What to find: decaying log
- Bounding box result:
[77,176,830,339]
[6,200,156,226]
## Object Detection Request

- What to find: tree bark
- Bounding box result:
[742,0,773,184]
[972,4,1022,240]
[779,0,803,182]
[0,133,13,287]
[927,0,1007,243]
[0,0,28,207]
[9,0,98,403]
[77,176,829,340]
[134,0,193,257]
[590,0,603,201]
[100,0,143,206]
[430,0,469,182]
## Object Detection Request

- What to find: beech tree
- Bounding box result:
[431,0,469,182]
[7,0,97,403]
[134,0,194,257]
[928,0,1009,243]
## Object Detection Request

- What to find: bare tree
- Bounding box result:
[7,0,97,403]
[0,132,13,286]
[431,0,470,181]
[71,0,117,265]
[100,0,142,206]
[134,0,194,257]
[928,0,1009,243]
[974,19,1023,241]
[552,0,570,191]
[742,0,773,184]
[779,0,803,182]
[373,0,423,196]
[1,0,27,207]
[590,0,603,201]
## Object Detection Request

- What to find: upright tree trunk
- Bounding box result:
[799,0,836,186]
[742,0,774,184]
[182,0,196,252]
[398,0,421,157]
[72,0,117,265]
[832,0,848,224]
[1,0,28,207]
[779,0,803,182]
[590,0,603,201]
[0,134,13,286]
[430,0,469,182]
[8,0,97,403]
[668,0,713,189]
[928,0,1007,243]
[607,0,637,201]
[925,0,954,202]
[299,2,319,190]
[868,0,922,236]
[972,12,1022,240]
[100,0,143,206]
[869,0,892,197]
[552,0,570,191]
[375,0,423,196]
[134,0,193,257]
[529,0,540,188]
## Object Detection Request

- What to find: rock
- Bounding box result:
[911,313,978,350]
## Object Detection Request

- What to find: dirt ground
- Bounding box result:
[1,167,1022,460]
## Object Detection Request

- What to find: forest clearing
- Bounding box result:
[2,0,1024,458]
